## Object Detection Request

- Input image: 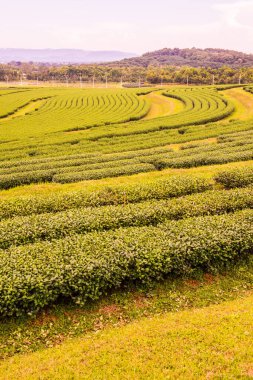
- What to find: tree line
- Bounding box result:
[1,62,253,85]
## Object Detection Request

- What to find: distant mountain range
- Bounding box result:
[1,47,253,68]
[0,49,137,64]
[113,48,253,68]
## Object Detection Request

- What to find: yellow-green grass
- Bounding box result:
[222,87,253,121]
[2,258,253,361]
[1,293,253,379]
[168,137,217,151]
[1,159,252,199]
[142,91,184,119]
[0,99,47,123]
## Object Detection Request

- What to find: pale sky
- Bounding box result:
[1,0,253,53]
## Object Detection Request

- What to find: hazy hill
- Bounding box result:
[0,49,137,64]
[115,48,253,68]
[2,47,253,68]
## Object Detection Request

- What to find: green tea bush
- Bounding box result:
[214,167,253,188]
[0,176,211,220]
[149,148,253,169]
[0,187,252,249]
[53,163,155,183]
[0,170,56,190]
[0,209,252,316]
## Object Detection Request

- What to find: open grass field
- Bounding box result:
[0,84,253,379]
[2,292,253,379]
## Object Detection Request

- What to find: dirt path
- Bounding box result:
[222,87,253,121]
[142,91,184,120]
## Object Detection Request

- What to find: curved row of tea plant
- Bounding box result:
[0,109,251,166]
[0,186,252,249]
[0,87,151,139]
[81,88,235,141]
[146,144,253,170]
[0,162,156,189]
[0,128,252,188]
[0,176,210,220]
[214,166,253,188]
[0,209,252,316]
[0,88,48,118]
[0,86,234,145]
[5,126,251,175]
[0,146,171,171]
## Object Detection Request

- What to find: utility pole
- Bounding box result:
[239,73,242,85]
[105,75,108,88]
[212,75,215,86]
[138,77,141,88]
[186,75,189,86]
[65,75,69,88]
[93,75,95,88]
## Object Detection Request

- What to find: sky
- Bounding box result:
[1,0,253,54]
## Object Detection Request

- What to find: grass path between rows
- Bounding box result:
[1,292,253,379]
[142,91,184,120]
[222,87,253,121]
[0,99,46,123]
[142,86,253,122]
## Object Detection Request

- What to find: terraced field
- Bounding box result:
[0,84,253,378]
[0,87,152,138]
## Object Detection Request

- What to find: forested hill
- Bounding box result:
[114,48,253,68]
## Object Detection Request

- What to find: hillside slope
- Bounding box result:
[115,47,253,68]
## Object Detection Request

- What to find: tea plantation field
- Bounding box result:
[0,84,253,379]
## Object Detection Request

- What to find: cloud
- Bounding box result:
[1,0,253,54]
[214,0,253,28]
[135,0,253,54]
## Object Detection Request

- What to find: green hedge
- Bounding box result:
[148,147,253,170]
[0,209,252,316]
[0,186,252,249]
[0,170,55,190]
[53,163,155,183]
[214,167,253,189]
[0,176,211,220]
[0,163,155,189]
[0,146,171,174]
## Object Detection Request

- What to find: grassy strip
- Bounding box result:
[1,291,253,379]
[1,257,253,360]
[0,209,252,316]
[0,186,252,249]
